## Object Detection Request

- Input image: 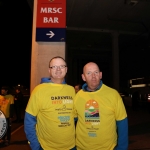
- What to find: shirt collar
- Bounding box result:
[40,77,66,84]
[82,80,103,92]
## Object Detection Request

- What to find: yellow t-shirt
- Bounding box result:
[0,95,12,118]
[0,95,5,108]
[26,83,76,150]
[74,84,127,150]
[4,94,14,105]
[0,95,5,102]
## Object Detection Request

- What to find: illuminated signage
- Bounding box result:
[36,0,66,42]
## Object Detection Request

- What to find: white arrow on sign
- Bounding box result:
[46,31,55,38]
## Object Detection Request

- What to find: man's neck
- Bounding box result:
[87,87,98,91]
[82,80,103,92]
[51,78,65,84]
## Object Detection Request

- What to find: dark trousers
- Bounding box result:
[2,118,11,141]
[14,101,21,121]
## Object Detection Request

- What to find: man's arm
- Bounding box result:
[24,112,42,150]
[115,117,128,150]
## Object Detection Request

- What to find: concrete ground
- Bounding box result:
[127,105,150,150]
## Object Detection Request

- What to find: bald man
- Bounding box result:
[74,62,128,150]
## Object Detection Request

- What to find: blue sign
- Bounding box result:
[36,28,66,42]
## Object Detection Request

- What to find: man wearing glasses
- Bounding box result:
[24,56,76,150]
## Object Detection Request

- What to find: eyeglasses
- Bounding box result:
[49,65,66,70]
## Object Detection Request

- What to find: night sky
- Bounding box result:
[0,0,32,88]
[0,0,150,90]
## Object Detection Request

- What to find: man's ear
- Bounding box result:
[48,68,50,73]
[48,68,52,79]
[65,67,68,73]
[82,74,86,81]
[99,72,102,79]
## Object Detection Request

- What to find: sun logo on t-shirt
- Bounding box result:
[85,100,100,118]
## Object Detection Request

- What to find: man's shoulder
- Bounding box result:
[33,83,74,91]
[32,83,49,92]
[32,83,62,92]
[4,94,14,103]
[65,84,74,89]
[102,84,119,94]
[5,94,14,98]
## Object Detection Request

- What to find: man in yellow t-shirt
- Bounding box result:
[74,62,128,150]
[24,56,76,150]
[0,86,14,146]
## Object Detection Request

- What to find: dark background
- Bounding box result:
[0,0,150,90]
[0,0,32,88]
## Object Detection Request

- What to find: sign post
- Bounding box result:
[36,0,66,42]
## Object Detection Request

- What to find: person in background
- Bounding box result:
[74,84,81,94]
[74,62,128,150]
[0,86,14,146]
[24,56,76,150]
[14,87,24,123]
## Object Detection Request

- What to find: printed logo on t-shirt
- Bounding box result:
[55,104,72,114]
[51,96,73,104]
[58,116,71,127]
[85,99,100,126]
